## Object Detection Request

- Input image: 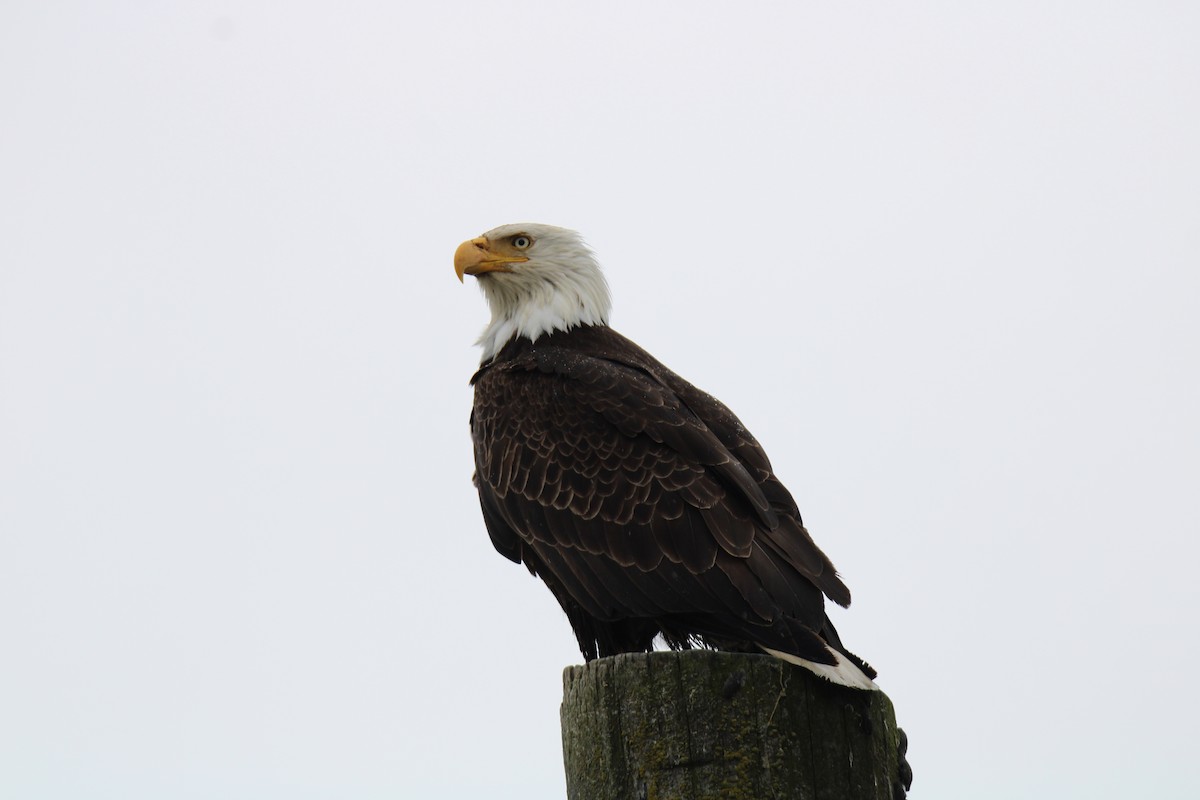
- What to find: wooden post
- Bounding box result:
[561,651,909,800]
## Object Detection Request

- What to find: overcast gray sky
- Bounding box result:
[2,2,1198,798]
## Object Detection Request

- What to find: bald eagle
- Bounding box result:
[457,223,877,690]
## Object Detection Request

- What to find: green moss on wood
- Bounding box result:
[561,651,902,800]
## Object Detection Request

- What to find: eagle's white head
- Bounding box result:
[455,223,612,360]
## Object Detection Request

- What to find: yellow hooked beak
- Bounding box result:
[454,237,529,282]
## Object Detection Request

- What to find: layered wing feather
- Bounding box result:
[470,326,865,674]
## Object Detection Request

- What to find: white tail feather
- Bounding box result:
[761,646,879,691]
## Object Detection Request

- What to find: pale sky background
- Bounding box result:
[2,2,1198,798]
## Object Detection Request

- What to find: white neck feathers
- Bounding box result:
[474,225,611,360]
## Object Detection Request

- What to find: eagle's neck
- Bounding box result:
[476,266,611,360]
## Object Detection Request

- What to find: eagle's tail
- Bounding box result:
[760,645,878,691]
[759,613,879,691]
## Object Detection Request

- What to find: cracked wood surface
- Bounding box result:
[561,651,904,800]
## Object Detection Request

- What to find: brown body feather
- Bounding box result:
[470,324,874,678]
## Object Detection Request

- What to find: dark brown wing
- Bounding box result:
[470,332,854,666]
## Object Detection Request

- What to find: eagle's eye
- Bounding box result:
[512,235,532,250]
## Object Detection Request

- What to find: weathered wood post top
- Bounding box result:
[561,650,908,800]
